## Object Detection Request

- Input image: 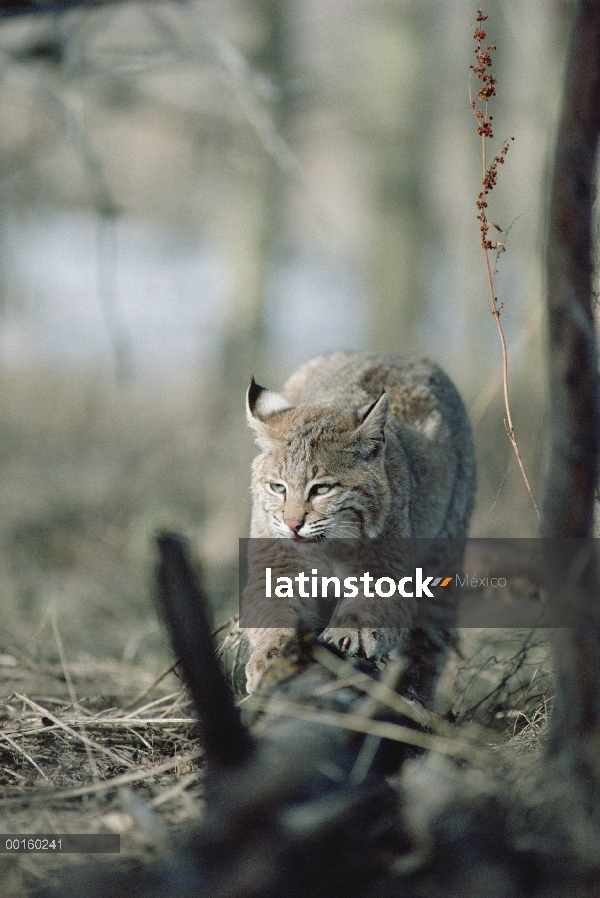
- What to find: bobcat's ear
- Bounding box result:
[246,378,293,449]
[247,377,293,423]
[353,391,389,453]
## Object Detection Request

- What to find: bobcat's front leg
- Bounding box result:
[245,627,294,693]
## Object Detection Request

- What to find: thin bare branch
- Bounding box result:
[470,305,543,425]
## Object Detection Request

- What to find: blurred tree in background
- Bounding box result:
[0,0,573,661]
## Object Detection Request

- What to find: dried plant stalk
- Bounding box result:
[470,10,540,518]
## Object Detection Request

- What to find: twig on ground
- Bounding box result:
[50,607,99,783]
[148,770,203,809]
[121,617,238,712]
[7,693,134,769]
[0,750,203,807]
[121,692,184,718]
[313,645,495,746]
[121,676,182,713]
[0,732,50,782]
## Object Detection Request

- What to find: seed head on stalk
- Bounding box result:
[469,9,540,519]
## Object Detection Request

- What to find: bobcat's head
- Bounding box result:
[247,378,391,539]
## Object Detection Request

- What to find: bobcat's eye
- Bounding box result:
[268,482,286,495]
[313,483,334,496]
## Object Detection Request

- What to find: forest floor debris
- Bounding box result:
[0,624,551,897]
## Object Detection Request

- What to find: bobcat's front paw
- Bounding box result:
[321,627,361,656]
[320,626,392,662]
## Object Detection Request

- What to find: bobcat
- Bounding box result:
[244,351,475,702]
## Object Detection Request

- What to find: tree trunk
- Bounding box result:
[542,0,600,764]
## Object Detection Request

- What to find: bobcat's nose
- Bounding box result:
[284,519,303,533]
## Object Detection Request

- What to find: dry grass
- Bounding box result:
[0,623,552,896]
[441,629,551,733]
[0,618,244,897]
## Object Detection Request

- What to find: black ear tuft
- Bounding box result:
[356,392,389,434]
[357,397,379,425]
[247,377,265,416]
[247,380,293,423]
